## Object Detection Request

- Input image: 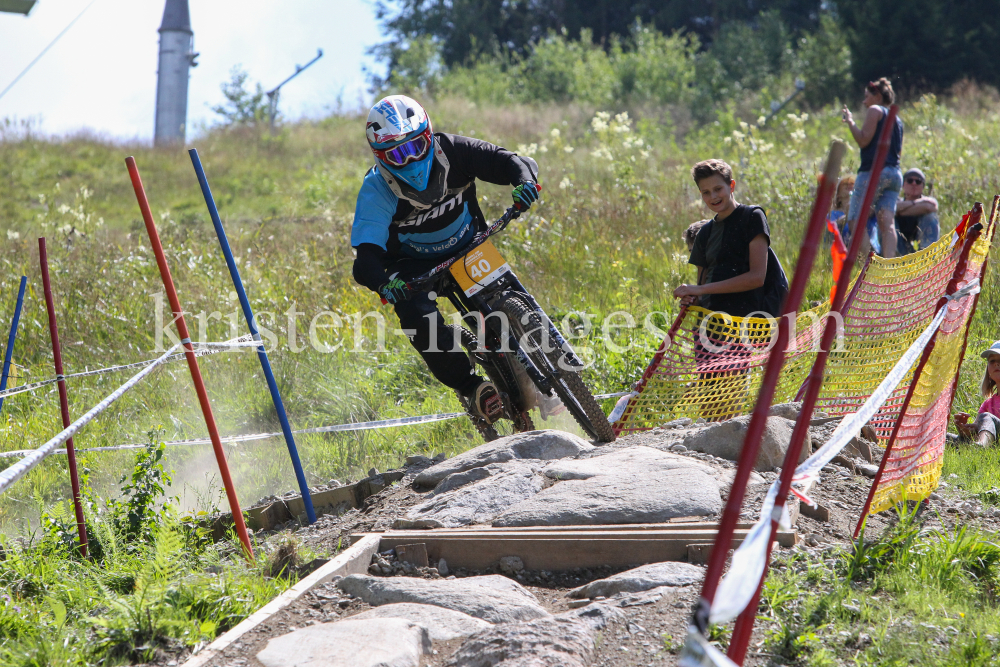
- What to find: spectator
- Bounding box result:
[894,167,939,255]
[826,175,855,241]
[673,159,788,318]
[842,78,904,258]
[954,341,1000,446]
[684,219,709,252]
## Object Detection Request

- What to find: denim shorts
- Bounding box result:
[847,166,903,224]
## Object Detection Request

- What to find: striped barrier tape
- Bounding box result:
[0,391,632,459]
[0,336,261,401]
[0,344,182,494]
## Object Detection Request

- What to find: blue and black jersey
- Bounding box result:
[351,132,535,292]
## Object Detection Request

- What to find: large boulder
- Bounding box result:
[568,561,704,599]
[681,416,810,471]
[447,617,594,667]
[493,467,722,527]
[336,574,550,624]
[395,462,546,528]
[544,446,711,480]
[348,603,492,641]
[256,618,430,667]
[415,430,593,487]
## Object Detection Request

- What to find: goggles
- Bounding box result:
[373,129,432,168]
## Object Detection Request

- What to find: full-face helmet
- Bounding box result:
[366,95,434,191]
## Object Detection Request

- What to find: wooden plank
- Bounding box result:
[179,534,380,667]
[395,543,429,567]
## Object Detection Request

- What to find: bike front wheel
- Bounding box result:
[499,294,615,442]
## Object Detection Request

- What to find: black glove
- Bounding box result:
[512,181,539,210]
[378,277,411,304]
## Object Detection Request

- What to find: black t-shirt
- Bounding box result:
[688,205,789,318]
[895,211,920,241]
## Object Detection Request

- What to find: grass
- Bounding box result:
[755,504,1000,666]
[1,90,1000,665]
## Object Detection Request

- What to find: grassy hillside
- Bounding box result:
[0,92,999,531]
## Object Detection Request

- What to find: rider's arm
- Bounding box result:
[441,133,536,186]
[351,169,397,293]
[353,244,389,292]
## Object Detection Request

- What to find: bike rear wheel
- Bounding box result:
[499,294,615,442]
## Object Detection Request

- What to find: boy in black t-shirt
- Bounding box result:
[674,159,788,318]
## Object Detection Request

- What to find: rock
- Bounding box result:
[768,402,802,421]
[396,463,545,528]
[405,454,432,466]
[568,562,704,599]
[545,445,757,490]
[348,603,492,641]
[566,599,591,609]
[543,446,709,481]
[414,430,594,487]
[368,467,380,477]
[256,618,430,667]
[498,556,524,574]
[434,465,496,495]
[681,416,810,471]
[555,602,624,630]
[438,558,449,576]
[857,463,878,478]
[493,467,721,527]
[336,574,550,624]
[447,617,594,667]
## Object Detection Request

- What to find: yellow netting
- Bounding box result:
[615,202,996,515]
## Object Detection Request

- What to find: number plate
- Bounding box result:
[449,240,511,297]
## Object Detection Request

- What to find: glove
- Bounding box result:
[378,277,411,305]
[512,181,539,210]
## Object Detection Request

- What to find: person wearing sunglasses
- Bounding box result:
[893,167,939,255]
[350,95,540,425]
[841,77,904,258]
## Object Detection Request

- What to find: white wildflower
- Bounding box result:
[724,137,732,144]
[559,176,572,190]
[57,204,71,215]
[563,145,574,153]
[550,128,561,138]
[6,230,20,240]
[591,112,610,132]
[757,116,767,126]
[739,121,749,131]
[732,130,745,140]
[57,224,73,235]
[790,129,806,142]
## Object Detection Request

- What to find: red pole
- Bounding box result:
[727,108,900,663]
[691,141,845,634]
[124,157,254,560]
[854,209,984,538]
[38,238,89,558]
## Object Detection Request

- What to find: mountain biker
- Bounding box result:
[350,95,540,425]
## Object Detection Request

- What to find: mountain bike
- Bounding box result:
[396,203,616,443]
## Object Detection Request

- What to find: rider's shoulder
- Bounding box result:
[359,166,398,203]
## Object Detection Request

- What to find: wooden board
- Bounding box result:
[351,523,796,571]
[180,535,380,667]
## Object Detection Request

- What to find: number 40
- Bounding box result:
[468,258,491,279]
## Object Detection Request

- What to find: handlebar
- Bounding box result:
[380,184,541,303]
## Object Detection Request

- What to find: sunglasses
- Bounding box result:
[905,178,924,185]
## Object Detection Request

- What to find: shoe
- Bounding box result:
[468,381,504,424]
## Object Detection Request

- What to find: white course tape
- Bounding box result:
[678,625,738,667]
[0,344,182,494]
[0,336,261,401]
[706,279,979,626]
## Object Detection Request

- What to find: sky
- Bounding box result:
[0,0,383,141]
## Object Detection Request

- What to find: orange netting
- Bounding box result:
[614,199,997,514]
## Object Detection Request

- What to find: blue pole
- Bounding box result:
[0,276,28,413]
[188,149,317,524]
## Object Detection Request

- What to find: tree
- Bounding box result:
[836,0,1000,94]
[211,66,269,126]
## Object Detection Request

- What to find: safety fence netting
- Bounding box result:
[614,204,996,514]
